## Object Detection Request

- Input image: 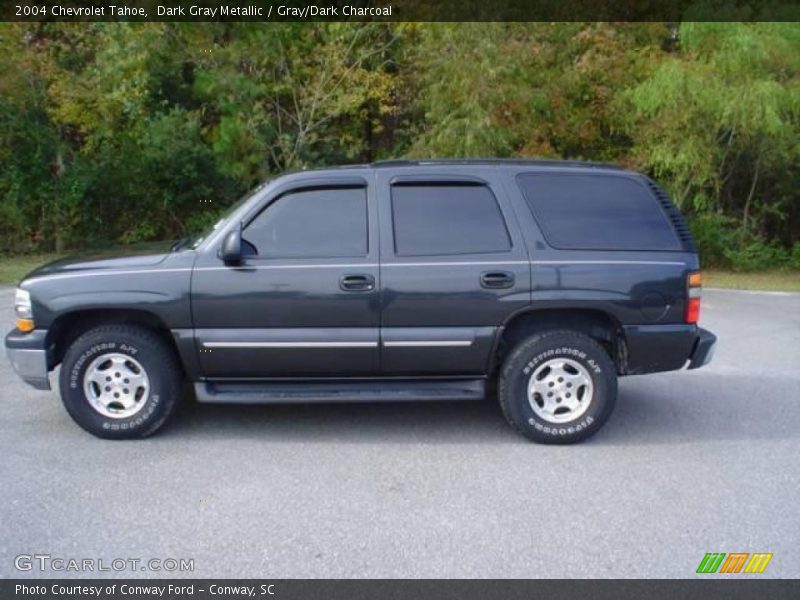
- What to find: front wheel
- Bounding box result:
[498,330,617,444]
[59,324,182,439]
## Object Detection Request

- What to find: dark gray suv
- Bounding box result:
[5,159,716,442]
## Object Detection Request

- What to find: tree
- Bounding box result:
[405,23,666,161]
[0,22,797,265]
[624,22,800,244]
[194,23,400,184]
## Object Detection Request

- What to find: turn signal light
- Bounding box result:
[686,270,702,324]
[16,318,35,333]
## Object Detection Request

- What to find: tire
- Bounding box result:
[498,330,617,444]
[58,324,182,439]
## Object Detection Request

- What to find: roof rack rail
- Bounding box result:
[370,158,624,170]
[370,160,419,167]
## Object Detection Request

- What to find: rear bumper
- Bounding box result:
[688,328,717,369]
[622,324,716,375]
[4,329,51,390]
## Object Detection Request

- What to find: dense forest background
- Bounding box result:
[1,22,798,270]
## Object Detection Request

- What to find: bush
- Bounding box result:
[689,213,740,268]
[723,240,790,272]
[0,200,29,254]
[689,213,797,271]
[789,243,800,270]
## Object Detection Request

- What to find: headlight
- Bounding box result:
[14,288,31,318]
[14,288,35,332]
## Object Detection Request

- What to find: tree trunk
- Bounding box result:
[742,154,760,232]
[53,149,66,253]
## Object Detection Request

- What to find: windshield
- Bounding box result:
[189,181,270,249]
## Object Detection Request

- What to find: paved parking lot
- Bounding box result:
[1,285,798,578]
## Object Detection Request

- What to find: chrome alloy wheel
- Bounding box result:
[82,353,150,419]
[527,358,594,424]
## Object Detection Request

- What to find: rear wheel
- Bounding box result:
[498,330,617,444]
[59,324,182,439]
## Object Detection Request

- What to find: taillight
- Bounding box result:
[686,271,702,324]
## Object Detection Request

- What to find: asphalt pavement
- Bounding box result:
[1,285,798,578]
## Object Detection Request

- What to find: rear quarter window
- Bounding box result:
[517,173,681,251]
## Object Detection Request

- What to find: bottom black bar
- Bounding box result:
[3,579,799,600]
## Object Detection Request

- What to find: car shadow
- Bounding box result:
[160,370,799,446]
[167,392,517,444]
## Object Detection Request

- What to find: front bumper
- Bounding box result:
[4,329,51,390]
[688,327,717,369]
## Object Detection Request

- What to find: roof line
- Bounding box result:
[370,158,625,170]
[280,158,629,176]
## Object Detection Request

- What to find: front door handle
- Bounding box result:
[340,274,375,292]
[480,271,515,289]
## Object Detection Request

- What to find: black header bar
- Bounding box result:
[4,579,800,600]
[2,0,800,22]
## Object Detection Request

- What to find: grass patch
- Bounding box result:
[704,269,800,292]
[0,254,62,285]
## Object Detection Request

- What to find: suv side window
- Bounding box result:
[391,183,511,256]
[517,173,681,251]
[244,186,368,258]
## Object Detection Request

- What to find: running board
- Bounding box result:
[194,379,486,404]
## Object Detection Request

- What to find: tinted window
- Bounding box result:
[391,184,511,256]
[244,187,367,258]
[517,174,680,251]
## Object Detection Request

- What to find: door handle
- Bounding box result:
[480,271,515,289]
[339,274,375,292]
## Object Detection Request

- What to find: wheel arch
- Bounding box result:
[492,307,626,375]
[46,309,183,375]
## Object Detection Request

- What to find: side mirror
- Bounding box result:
[220,225,243,264]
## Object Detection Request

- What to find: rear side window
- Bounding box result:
[244,186,367,258]
[391,184,512,256]
[517,173,680,251]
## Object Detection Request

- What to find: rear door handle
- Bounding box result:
[480,271,515,289]
[339,274,375,292]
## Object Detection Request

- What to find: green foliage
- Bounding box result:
[690,213,797,271]
[406,23,667,161]
[623,22,800,243]
[194,23,400,182]
[724,240,792,272]
[0,22,797,271]
[689,213,742,268]
[0,201,28,254]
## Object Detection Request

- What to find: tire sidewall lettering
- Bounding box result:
[528,414,595,435]
[522,347,601,376]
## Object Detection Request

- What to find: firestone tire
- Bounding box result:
[498,330,617,444]
[58,324,182,439]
